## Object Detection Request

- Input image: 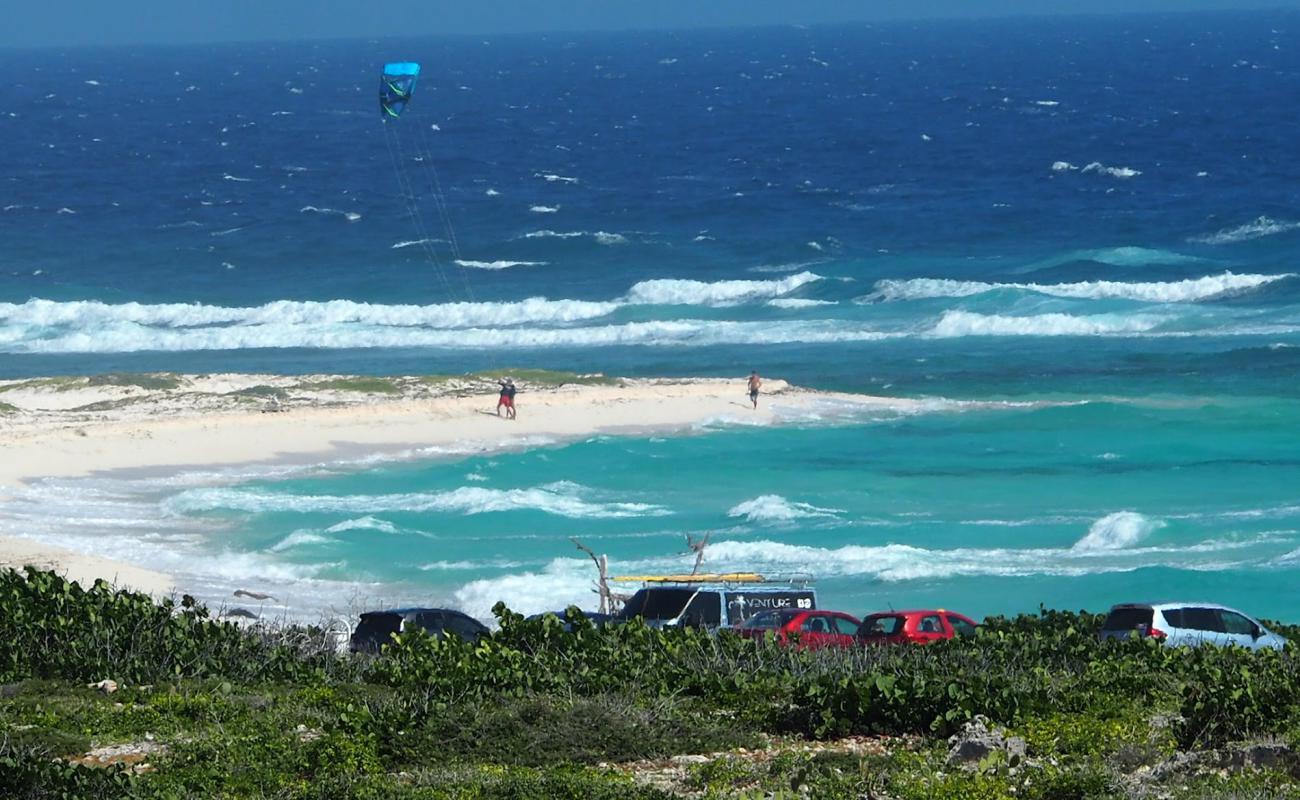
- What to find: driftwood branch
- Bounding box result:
[685,532,711,576]
[572,537,615,615]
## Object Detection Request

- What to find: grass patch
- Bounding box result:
[0,401,19,414]
[85,373,182,391]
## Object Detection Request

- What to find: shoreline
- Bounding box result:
[0,371,920,600]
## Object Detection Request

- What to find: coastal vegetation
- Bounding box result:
[2,567,1299,798]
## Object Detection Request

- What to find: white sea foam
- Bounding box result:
[300,206,361,222]
[530,205,559,213]
[163,481,670,519]
[535,173,578,184]
[727,495,843,524]
[452,557,594,619]
[222,174,252,182]
[453,260,546,270]
[1071,512,1166,551]
[391,238,443,249]
[1052,161,1077,171]
[929,310,1164,338]
[1081,161,1142,178]
[325,516,399,534]
[1192,216,1300,245]
[485,188,500,196]
[56,207,76,215]
[624,271,823,306]
[868,272,1290,303]
[270,530,330,552]
[523,229,627,245]
[768,298,836,309]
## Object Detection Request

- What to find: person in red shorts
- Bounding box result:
[496,377,517,420]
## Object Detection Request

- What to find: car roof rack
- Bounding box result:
[610,572,815,588]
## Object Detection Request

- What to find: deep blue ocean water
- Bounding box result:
[2,12,1299,622]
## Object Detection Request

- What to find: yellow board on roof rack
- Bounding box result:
[611,573,768,584]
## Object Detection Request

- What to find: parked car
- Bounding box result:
[613,579,817,630]
[858,609,979,645]
[526,609,615,630]
[1099,602,1287,651]
[349,607,489,653]
[734,609,861,649]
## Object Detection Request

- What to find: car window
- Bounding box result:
[1161,608,1185,628]
[802,615,830,634]
[1217,610,1257,636]
[947,615,977,637]
[862,615,904,636]
[1102,607,1153,631]
[352,612,402,648]
[1181,607,1224,633]
[413,611,443,632]
[442,613,486,640]
[738,610,787,629]
[917,614,943,634]
[832,617,860,636]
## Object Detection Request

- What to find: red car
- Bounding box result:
[858,609,979,645]
[735,609,862,649]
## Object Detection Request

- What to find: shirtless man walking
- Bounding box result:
[746,370,762,409]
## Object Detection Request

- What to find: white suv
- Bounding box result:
[1099,602,1287,651]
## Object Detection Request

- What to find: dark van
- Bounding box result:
[613,577,817,630]
[349,607,489,653]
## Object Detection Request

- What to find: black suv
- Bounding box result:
[348,607,489,653]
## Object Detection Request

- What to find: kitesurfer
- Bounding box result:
[497,378,517,420]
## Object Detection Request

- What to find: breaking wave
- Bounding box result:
[868,272,1290,303]
[1192,216,1300,245]
[727,495,844,524]
[163,481,671,520]
[624,271,823,306]
[523,230,627,245]
[453,260,547,270]
[929,310,1165,338]
[1071,512,1166,551]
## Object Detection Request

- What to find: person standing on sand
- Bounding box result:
[496,377,518,420]
[747,370,762,409]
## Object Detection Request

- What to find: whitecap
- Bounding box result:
[391,238,443,249]
[454,260,546,270]
[1071,511,1166,551]
[1081,161,1142,178]
[534,173,578,184]
[164,481,671,520]
[868,272,1291,304]
[530,205,559,213]
[929,310,1164,338]
[222,174,252,182]
[300,206,361,222]
[1192,216,1300,245]
[727,494,843,524]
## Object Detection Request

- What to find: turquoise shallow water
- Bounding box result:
[16,394,1281,623]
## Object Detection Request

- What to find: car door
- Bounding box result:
[1180,607,1225,647]
[798,613,836,649]
[912,613,947,643]
[1216,609,1260,650]
[830,614,860,648]
[413,611,446,637]
[945,613,978,637]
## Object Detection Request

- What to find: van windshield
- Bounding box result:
[618,588,721,626]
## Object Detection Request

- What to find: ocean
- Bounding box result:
[2,11,1299,623]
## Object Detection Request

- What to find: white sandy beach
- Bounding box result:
[0,372,919,597]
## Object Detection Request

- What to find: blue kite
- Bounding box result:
[380,62,420,119]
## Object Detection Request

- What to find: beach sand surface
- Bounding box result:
[0,373,917,596]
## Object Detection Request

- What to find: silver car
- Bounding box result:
[1099,602,1287,651]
